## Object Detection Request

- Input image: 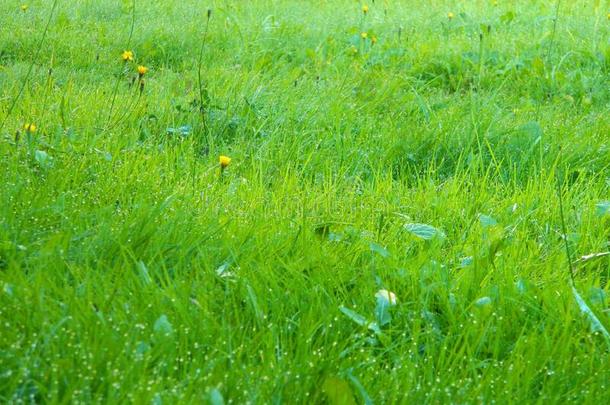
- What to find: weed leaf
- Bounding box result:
[571,284,610,345]
[369,242,390,258]
[595,201,610,217]
[153,314,174,337]
[478,214,498,227]
[207,388,224,405]
[404,223,446,241]
[322,376,357,405]
[339,306,367,327]
[374,294,392,327]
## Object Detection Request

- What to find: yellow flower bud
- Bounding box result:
[23,123,37,133]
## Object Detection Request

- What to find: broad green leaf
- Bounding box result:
[3,283,14,296]
[153,314,174,336]
[404,223,446,241]
[152,393,163,405]
[571,284,610,346]
[322,377,357,405]
[339,306,367,327]
[215,262,234,278]
[328,232,343,242]
[369,242,390,258]
[346,371,373,405]
[35,150,53,169]
[596,201,610,217]
[135,341,150,356]
[207,388,225,405]
[500,11,515,24]
[475,296,492,307]
[478,214,498,227]
[588,287,606,307]
[367,321,382,335]
[374,294,392,327]
[246,284,263,321]
[519,121,543,138]
[137,260,151,285]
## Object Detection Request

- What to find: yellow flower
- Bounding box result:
[121,50,134,62]
[447,12,455,20]
[607,12,610,20]
[21,4,28,12]
[362,4,369,14]
[137,65,148,76]
[371,35,378,45]
[23,123,36,133]
[219,155,231,169]
[360,32,368,39]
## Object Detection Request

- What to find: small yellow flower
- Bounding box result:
[121,50,134,62]
[447,12,455,20]
[23,123,36,133]
[137,65,148,76]
[21,4,28,12]
[360,32,368,39]
[219,155,231,169]
[371,35,378,45]
[362,4,369,14]
[607,12,610,20]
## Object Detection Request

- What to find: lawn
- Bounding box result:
[1,0,609,403]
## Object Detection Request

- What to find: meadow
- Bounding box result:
[1,0,609,403]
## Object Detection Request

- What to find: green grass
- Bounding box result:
[1,0,609,403]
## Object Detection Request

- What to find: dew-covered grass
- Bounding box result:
[1,0,609,403]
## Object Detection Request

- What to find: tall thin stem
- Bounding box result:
[105,0,137,129]
[0,0,60,133]
[197,10,212,132]
[556,165,575,284]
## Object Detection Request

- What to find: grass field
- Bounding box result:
[1,0,609,403]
